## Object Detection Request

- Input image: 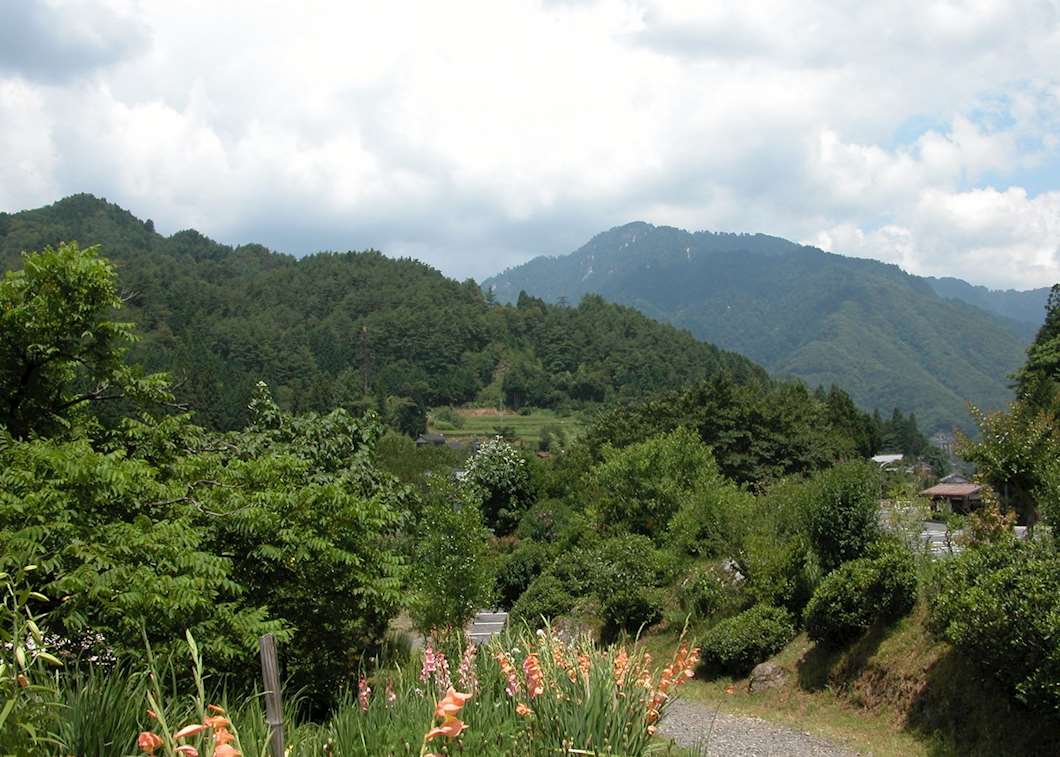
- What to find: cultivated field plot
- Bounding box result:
[428,407,584,447]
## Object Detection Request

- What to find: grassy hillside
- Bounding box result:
[484,222,1033,433]
[647,606,1060,756]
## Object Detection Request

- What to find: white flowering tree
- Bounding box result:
[462,436,534,534]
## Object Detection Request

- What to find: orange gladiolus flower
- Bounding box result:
[215,728,236,745]
[214,745,241,757]
[203,715,230,729]
[523,654,544,698]
[137,731,164,754]
[434,687,471,718]
[515,702,533,717]
[426,716,468,740]
[425,687,472,742]
[207,704,226,714]
[175,746,199,757]
[174,724,208,740]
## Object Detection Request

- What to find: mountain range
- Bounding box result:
[484,222,1048,433]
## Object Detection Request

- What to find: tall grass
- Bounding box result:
[55,665,147,756]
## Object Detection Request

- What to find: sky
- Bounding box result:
[2,0,1060,290]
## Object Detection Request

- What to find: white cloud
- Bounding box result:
[1,0,1060,288]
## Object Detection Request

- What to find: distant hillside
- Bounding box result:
[925,276,1050,336]
[483,222,1036,433]
[0,196,765,431]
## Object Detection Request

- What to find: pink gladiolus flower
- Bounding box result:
[358,674,371,712]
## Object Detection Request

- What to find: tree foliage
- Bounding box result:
[0,243,411,709]
[803,461,882,573]
[587,427,719,539]
[0,196,765,434]
[462,437,534,534]
[0,242,168,438]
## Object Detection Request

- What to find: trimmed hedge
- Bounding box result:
[929,539,1060,712]
[510,574,574,628]
[803,541,917,645]
[495,541,551,609]
[700,604,795,676]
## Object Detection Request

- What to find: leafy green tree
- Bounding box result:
[0,422,282,666]
[959,403,1060,524]
[1016,283,1060,409]
[0,242,168,438]
[588,427,719,539]
[407,487,495,632]
[804,462,882,572]
[0,245,413,710]
[203,384,410,705]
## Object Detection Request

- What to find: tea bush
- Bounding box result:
[929,539,1060,712]
[804,540,917,645]
[700,604,795,676]
[510,575,574,628]
[600,586,664,636]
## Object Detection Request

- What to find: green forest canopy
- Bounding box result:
[0,196,764,432]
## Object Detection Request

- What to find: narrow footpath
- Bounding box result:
[659,699,858,757]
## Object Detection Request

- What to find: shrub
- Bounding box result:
[929,539,1060,711]
[601,587,664,636]
[804,461,882,572]
[676,567,727,620]
[666,481,755,558]
[510,575,575,628]
[700,605,795,676]
[804,541,917,646]
[495,540,552,609]
[588,428,719,540]
[587,534,676,595]
[743,534,817,617]
[517,499,574,543]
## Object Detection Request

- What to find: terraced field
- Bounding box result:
[427,407,584,447]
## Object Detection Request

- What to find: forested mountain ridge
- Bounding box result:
[484,222,1037,433]
[925,276,1050,335]
[0,195,766,431]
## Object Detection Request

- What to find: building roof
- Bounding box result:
[920,483,982,498]
[872,453,904,465]
[416,432,446,445]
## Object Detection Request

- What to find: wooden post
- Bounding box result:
[259,633,285,757]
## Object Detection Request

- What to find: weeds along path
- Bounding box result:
[659,699,858,757]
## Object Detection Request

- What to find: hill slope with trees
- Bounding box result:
[484,222,1037,433]
[925,276,1050,335]
[0,195,767,432]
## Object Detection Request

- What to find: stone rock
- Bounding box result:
[748,661,788,693]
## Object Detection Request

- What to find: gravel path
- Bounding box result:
[658,698,859,756]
